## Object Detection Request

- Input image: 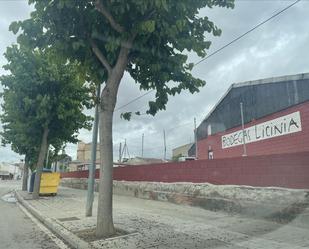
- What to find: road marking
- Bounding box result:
[17,202,70,249]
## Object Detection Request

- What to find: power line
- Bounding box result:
[115,0,300,111]
[193,0,301,67]
[114,117,202,153]
[114,117,201,138]
[165,121,193,132]
[115,90,154,111]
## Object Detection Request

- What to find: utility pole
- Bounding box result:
[126,140,130,159]
[240,102,247,157]
[163,130,166,161]
[22,157,28,191]
[121,139,130,160]
[45,145,50,169]
[194,118,198,159]
[86,84,100,217]
[119,142,122,162]
[13,164,17,180]
[54,161,58,172]
[122,139,127,159]
[141,133,144,158]
[121,139,127,159]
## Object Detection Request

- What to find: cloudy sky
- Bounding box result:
[0,0,308,163]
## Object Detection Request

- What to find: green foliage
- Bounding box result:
[8,0,235,235]
[46,148,71,169]
[12,0,234,116]
[0,46,92,167]
[59,164,68,172]
[119,111,142,121]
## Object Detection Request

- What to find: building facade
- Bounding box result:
[0,162,22,179]
[172,143,193,158]
[189,73,309,159]
[77,141,100,162]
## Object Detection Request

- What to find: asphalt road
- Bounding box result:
[0,180,62,249]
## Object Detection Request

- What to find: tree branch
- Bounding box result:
[114,34,137,74]
[91,40,112,75]
[94,0,125,33]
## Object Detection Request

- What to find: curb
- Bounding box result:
[15,191,93,249]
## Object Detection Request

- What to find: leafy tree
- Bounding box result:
[0,45,92,199]
[12,0,234,236]
[1,68,41,190]
[0,128,38,191]
[47,145,71,171]
[45,142,63,169]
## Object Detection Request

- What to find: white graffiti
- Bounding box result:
[222,111,302,149]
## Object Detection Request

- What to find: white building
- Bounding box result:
[0,162,22,180]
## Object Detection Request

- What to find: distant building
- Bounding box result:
[172,143,193,158]
[189,72,309,159]
[0,162,22,179]
[54,154,72,172]
[66,141,101,171]
[121,157,166,165]
[68,160,100,172]
[0,171,12,180]
[77,141,100,162]
[73,141,165,170]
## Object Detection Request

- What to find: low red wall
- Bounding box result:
[61,151,309,189]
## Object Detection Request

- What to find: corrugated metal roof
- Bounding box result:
[201,72,309,123]
[234,72,309,88]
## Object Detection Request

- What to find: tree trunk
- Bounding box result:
[32,127,49,199]
[96,78,122,237]
[95,39,133,238]
[22,155,29,191]
[96,104,115,237]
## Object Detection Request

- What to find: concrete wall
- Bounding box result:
[61,179,309,222]
[61,151,309,189]
[196,101,309,159]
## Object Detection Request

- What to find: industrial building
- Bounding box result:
[189,72,309,159]
[172,143,194,159]
[77,141,100,162]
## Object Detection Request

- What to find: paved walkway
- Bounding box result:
[0,180,64,249]
[20,186,309,249]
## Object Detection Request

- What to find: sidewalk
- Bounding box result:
[17,187,309,249]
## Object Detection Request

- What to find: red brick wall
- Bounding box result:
[61,151,309,189]
[197,101,309,160]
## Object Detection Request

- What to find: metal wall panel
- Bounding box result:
[189,78,309,156]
